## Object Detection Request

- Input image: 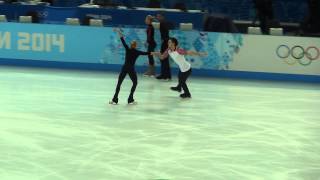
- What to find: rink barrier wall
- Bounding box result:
[0,58,319,83]
[0,23,320,83]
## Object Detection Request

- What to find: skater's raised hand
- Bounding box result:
[113,28,124,38]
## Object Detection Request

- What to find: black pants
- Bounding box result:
[113,68,137,103]
[176,68,192,95]
[147,42,156,66]
[160,40,171,79]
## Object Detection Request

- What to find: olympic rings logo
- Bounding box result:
[276,45,320,66]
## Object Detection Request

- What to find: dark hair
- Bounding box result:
[169,37,179,46]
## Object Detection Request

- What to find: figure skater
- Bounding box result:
[109,29,150,105]
[152,37,207,98]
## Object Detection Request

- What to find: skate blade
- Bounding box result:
[128,101,138,105]
[109,101,118,105]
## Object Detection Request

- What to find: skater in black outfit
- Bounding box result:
[109,29,150,105]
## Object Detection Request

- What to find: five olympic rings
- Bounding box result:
[276,45,320,66]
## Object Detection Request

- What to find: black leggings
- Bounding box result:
[113,68,137,103]
[176,68,192,95]
[147,42,156,66]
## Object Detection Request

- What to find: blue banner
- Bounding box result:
[0,23,111,63]
[0,22,243,70]
[1,22,320,79]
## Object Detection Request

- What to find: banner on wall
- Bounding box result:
[230,35,320,76]
[0,22,319,76]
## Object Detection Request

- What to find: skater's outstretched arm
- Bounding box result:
[185,50,208,57]
[120,37,129,50]
[137,50,150,56]
[151,50,169,60]
[114,28,129,50]
[176,48,207,57]
[151,48,207,59]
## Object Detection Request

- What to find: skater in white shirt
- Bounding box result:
[152,37,207,98]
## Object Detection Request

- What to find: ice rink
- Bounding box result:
[0,66,319,180]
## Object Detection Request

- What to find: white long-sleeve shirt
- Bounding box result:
[163,48,191,72]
